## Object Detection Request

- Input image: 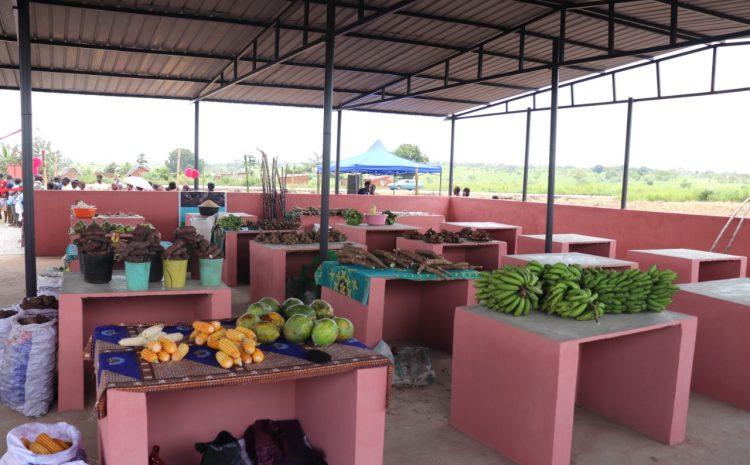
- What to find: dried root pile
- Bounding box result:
[336,244,481,278]
[255,228,347,245]
[20,295,59,310]
[122,241,152,263]
[246,219,300,231]
[75,223,112,256]
[402,228,463,244]
[163,240,190,260]
[458,228,491,242]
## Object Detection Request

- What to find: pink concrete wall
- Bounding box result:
[448,198,750,269]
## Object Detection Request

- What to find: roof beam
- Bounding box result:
[652,0,750,28]
[195,0,421,101]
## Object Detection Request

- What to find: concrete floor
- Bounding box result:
[1,250,750,463]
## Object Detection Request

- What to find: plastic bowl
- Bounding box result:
[72,207,97,218]
[365,213,388,226]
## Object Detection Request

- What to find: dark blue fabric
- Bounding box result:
[317,140,441,174]
[93,325,131,346]
[98,350,141,383]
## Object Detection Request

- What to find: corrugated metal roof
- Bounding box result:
[0,0,749,116]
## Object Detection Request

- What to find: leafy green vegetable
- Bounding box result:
[383,210,397,225]
[344,209,363,226]
[218,214,245,231]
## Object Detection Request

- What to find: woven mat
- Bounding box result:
[92,320,391,419]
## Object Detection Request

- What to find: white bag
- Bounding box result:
[0,312,58,417]
[0,422,87,465]
[0,306,21,375]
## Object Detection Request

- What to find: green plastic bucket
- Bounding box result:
[199,258,224,287]
[125,261,151,291]
[163,259,188,289]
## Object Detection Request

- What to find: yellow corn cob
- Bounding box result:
[157,351,171,362]
[20,437,31,449]
[194,332,209,346]
[141,349,159,363]
[171,343,189,362]
[53,438,70,451]
[145,340,162,354]
[158,336,177,354]
[233,355,242,367]
[225,328,246,342]
[215,350,234,369]
[36,434,64,453]
[234,326,257,341]
[211,320,222,330]
[251,348,265,363]
[207,335,221,350]
[219,338,240,358]
[28,441,50,454]
[192,321,215,334]
[188,329,199,342]
[242,338,256,355]
[240,352,253,364]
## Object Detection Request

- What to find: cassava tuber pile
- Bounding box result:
[458,227,491,242]
[196,237,224,259]
[75,223,112,256]
[336,244,481,279]
[20,295,58,310]
[254,229,347,245]
[163,239,190,260]
[121,241,151,263]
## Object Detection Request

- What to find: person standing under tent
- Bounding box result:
[358,180,372,195]
[463,187,471,197]
[453,186,461,196]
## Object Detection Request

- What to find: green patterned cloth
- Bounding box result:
[315,261,479,305]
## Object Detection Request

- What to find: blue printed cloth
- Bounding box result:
[315,261,479,305]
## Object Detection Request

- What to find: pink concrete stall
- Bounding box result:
[185,212,258,227]
[670,278,750,411]
[502,252,637,271]
[628,248,747,284]
[337,223,419,251]
[394,213,446,232]
[396,237,507,271]
[451,306,696,465]
[517,233,616,257]
[249,241,360,302]
[222,230,260,286]
[321,278,476,351]
[299,214,347,230]
[98,366,388,465]
[70,214,146,228]
[440,221,521,253]
[58,272,231,411]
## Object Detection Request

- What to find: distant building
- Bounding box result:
[126,165,150,177]
[57,167,81,179]
[370,175,393,187]
[285,174,310,185]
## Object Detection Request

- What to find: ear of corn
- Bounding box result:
[158,336,177,354]
[233,355,242,367]
[20,437,31,449]
[145,340,162,354]
[242,339,256,355]
[207,335,222,350]
[219,338,240,358]
[234,326,256,341]
[211,320,223,330]
[29,441,50,454]
[192,321,215,334]
[251,348,265,363]
[141,349,159,363]
[225,328,245,342]
[240,352,253,364]
[215,351,234,369]
[188,329,199,342]
[54,438,71,451]
[171,343,189,362]
[36,434,64,453]
[194,332,209,346]
[157,351,171,362]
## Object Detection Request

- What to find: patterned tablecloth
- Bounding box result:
[91,320,391,418]
[315,261,480,305]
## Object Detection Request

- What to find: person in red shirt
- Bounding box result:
[0,175,6,223]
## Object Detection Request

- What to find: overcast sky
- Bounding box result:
[1,43,750,173]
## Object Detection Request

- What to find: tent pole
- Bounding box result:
[18,0,37,297]
[544,39,560,253]
[439,171,442,196]
[448,116,456,196]
[621,97,634,209]
[415,168,419,196]
[522,107,531,202]
[194,101,200,190]
[319,0,335,261]
[335,109,342,195]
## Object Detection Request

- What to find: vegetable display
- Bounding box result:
[245,218,300,231]
[458,227,491,242]
[254,229,347,245]
[190,320,265,369]
[475,262,680,321]
[336,244,480,277]
[344,209,363,226]
[74,223,112,256]
[20,433,72,455]
[402,228,462,244]
[383,210,398,225]
[217,214,245,231]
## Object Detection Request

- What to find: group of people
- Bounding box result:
[43,174,218,192]
[453,186,471,197]
[0,174,24,227]
[357,180,376,195]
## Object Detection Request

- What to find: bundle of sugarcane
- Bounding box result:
[336,244,388,269]
[370,248,481,278]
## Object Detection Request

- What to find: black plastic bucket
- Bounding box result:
[149,253,164,282]
[80,252,114,284]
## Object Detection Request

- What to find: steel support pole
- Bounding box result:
[319,0,335,260]
[522,107,532,201]
[621,97,634,209]
[335,109,342,195]
[17,0,36,297]
[448,116,455,196]
[194,101,200,190]
[544,39,560,253]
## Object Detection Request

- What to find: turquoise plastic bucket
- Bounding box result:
[125,261,151,291]
[199,258,224,287]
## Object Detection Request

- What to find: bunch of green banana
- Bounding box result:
[645,265,679,311]
[525,260,544,279]
[553,287,604,321]
[474,265,542,316]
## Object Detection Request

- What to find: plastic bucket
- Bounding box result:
[125,261,151,291]
[163,259,188,289]
[149,253,163,282]
[80,252,114,284]
[199,258,224,287]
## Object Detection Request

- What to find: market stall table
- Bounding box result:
[93,322,390,465]
[394,213,445,232]
[317,262,478,351]
[502,252,637,271]
[221,229,296,286]
[185,211,258,227]
[298,214,346,230]
[517,233,616,257]
[395,237,506,270]
[451,305,696,465]
[58,272,231,411]
[70,213,145,229]
[440,221,521,253]
[249,241,362,302]
[337,223,419,251]
[670,278,750,410]
[628,248,747,283]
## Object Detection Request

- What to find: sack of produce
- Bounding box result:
[195,430,252,465]
[0,312,58,417]
[244,420,327,465]
[392,346,435,387]
[0,307,21,376]
[0,421,87,465]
